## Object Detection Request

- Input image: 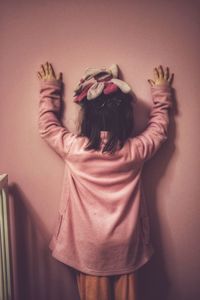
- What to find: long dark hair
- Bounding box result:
[76,90,134,154]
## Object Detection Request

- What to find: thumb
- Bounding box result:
[148,79,155,86]
[57,72,63,81]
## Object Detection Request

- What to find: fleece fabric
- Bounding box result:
[38,79,172,276]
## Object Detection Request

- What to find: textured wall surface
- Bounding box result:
[0,0,200,299]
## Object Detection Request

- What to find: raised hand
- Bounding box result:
[148,65,174,87]
[37,62,62,81]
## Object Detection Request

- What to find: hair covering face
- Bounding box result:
[73,64,132,103]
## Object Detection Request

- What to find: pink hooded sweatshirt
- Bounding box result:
[38,80,172,276]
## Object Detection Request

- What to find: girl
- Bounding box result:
[37,63,173,300]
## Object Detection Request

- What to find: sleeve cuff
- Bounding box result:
[40,79,62,88]
[151,83,172,91]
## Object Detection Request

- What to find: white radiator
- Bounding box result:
[0,174,12,300]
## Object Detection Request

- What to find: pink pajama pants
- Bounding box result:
[76,271,139,300]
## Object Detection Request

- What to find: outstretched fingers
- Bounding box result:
[158,65,164,78]
[164,66,169,80]
[49,62,56,78]
[153,68,159,81]
[164,66,174,84]
[44,62,49,76]
[37,61,60,81]
[148,65,174,87]
[37,64,46,80]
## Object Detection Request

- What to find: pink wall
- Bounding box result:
[1,0,200,299]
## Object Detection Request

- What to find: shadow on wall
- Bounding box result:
[137,88,178,300]
[8,184,80,300]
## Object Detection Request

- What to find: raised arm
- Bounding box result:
[37,62,76,160]
[134,65,174,162]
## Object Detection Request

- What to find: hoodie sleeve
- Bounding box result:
[133,84,173,162]
[38,79,76,160]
